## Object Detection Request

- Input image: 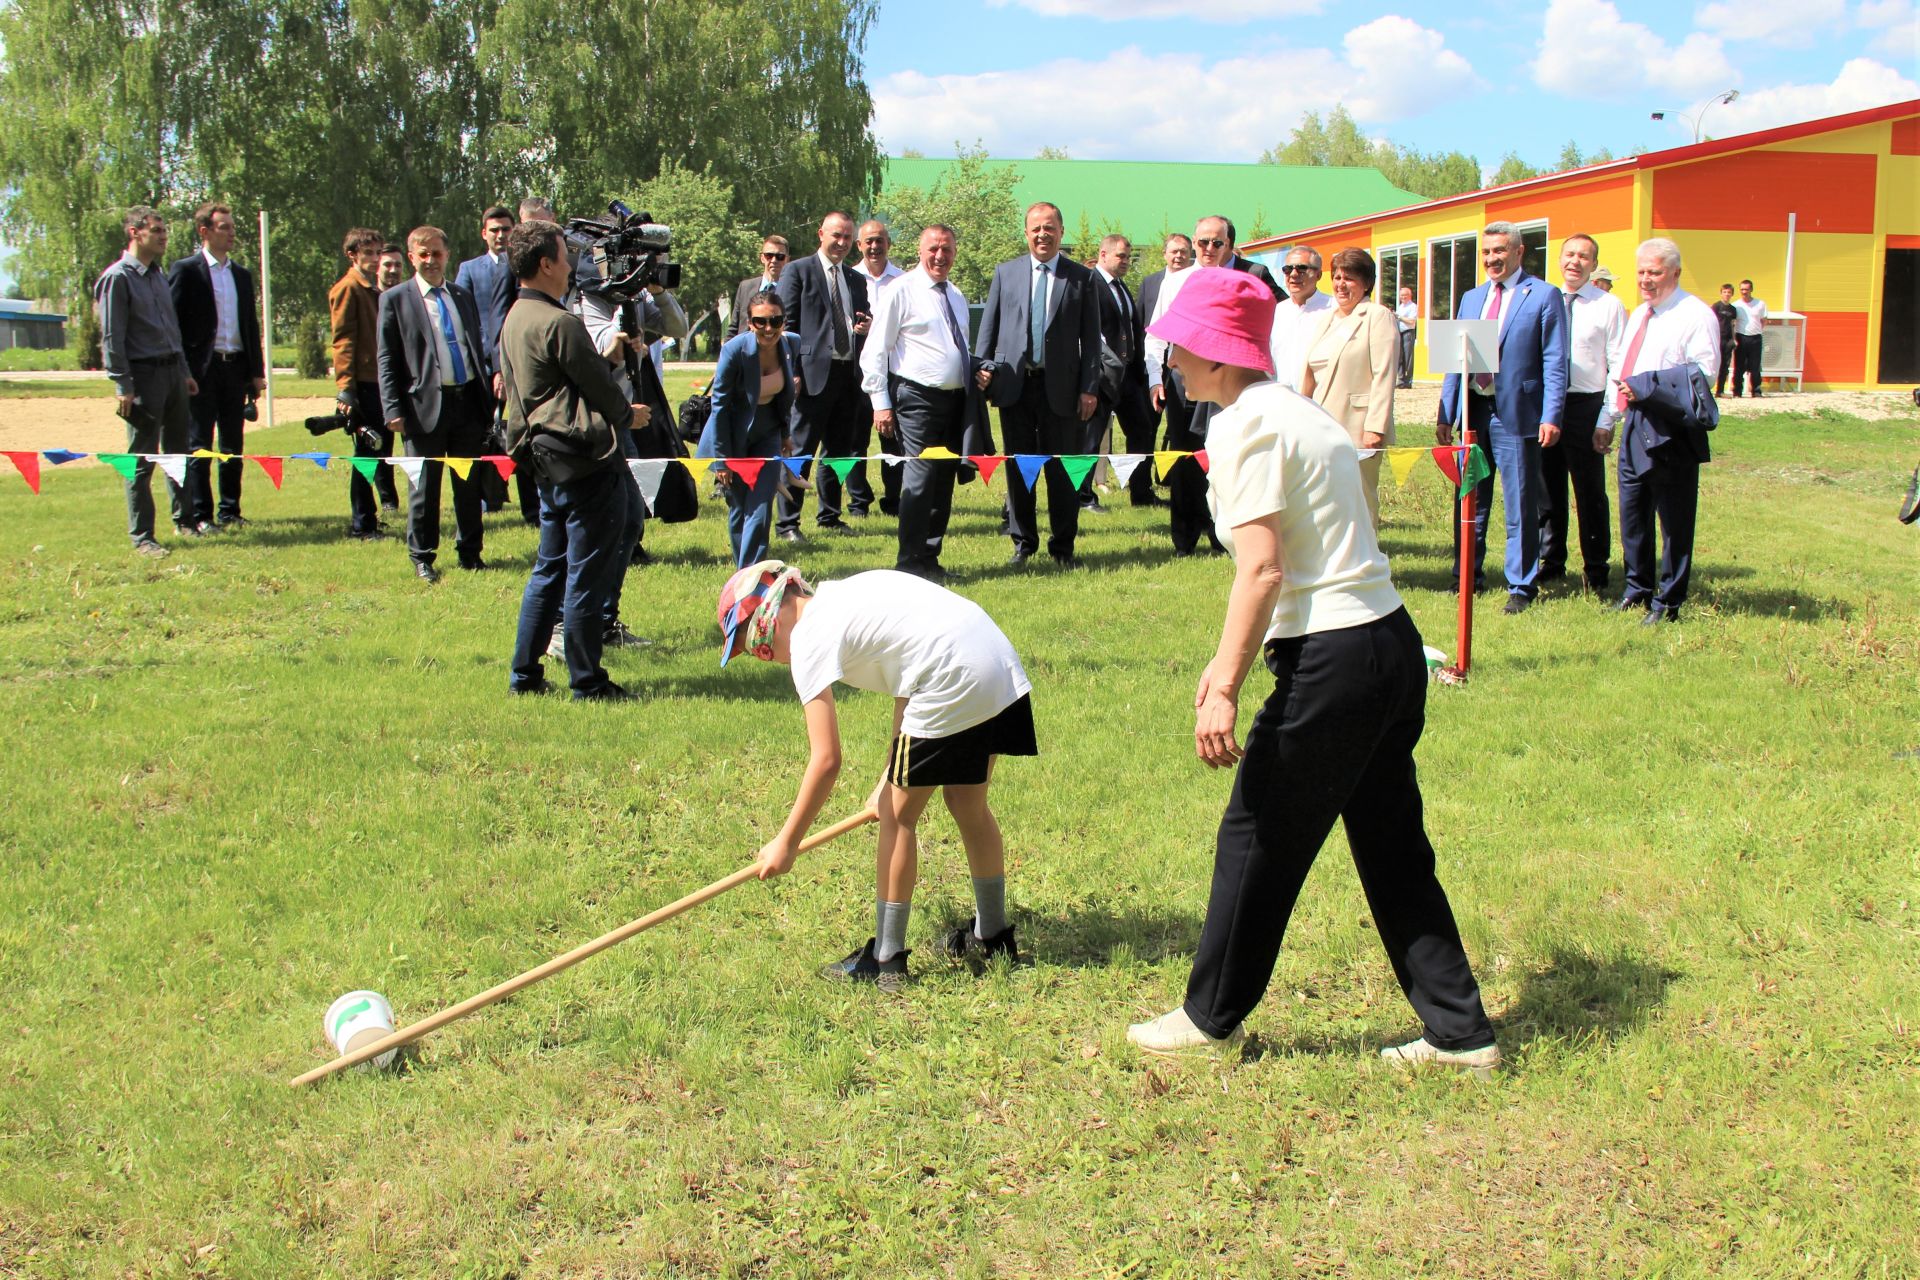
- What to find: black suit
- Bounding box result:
[1091,268,1157,505]
[378,278,492,568]
[457,249,538,523]
[776,254,870,533]
[729,274,776,339]
[168,252,264,525]
[1230,255,1282,300]
[975,254,1102,559]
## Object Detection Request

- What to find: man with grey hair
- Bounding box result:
[1613,236,1720,624]
[1437,220,1567,614]
[1267,245,1332,391]
[96,205,200,555]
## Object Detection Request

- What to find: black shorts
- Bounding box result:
[887,694,1038,788]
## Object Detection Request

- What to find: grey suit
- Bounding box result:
[378,278,491,567]
[776,254,871,532]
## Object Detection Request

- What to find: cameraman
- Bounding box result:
[502,220,647,701]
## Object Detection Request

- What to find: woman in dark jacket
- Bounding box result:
[698,288,795,567]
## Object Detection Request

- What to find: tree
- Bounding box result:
[1490,152,1543,186]
[1034,146,1071,160]
[1259,104,1485,200]
[871,145,1025,301]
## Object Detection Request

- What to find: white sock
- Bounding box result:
[972,875,1007,938]
[875,899,911,961]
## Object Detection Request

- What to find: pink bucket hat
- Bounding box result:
[1146,268,1276,374]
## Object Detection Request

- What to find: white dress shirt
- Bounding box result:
[1145,265,1198,391]
[203,247,241,354]
[415,274,478,386]
[1395,299,1418,333]
[1560,282,1630,420]
[1620,289,1721,388]
[854,259,904,293]
[1267,291,1333,391]
[817,250,858,358]
[1733,296,1767,336]
[860,267,969,409]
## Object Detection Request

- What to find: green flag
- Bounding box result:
[823,457,859,485]
[348,456,382,482]
[96,453,139,481]
[1458,444,1491,497]
[1059,455,1098,490]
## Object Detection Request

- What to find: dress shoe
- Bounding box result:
[630,544,653,567]
[1126,1007,1246,1057]
[818,522,853,536]
[1051,553,1081,570]
[1612,595,1651,613]
[1641,608,1679,626]
[846,508,871,519]
[575,681,637,703]
[216,515,250,530]
[1502,594,1531,615]
[347,527,392,542]
[133,539,170,559]
[1082,498,1110,515]
[458,555,486,571]
[1380,1035,1500,1077]
[414,562,440,583]
[173,522,206,538]
[1007,549,1032,568]
[509,679,556,696]
[778,529,804,545]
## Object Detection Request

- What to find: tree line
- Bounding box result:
[1261,105,1613,198]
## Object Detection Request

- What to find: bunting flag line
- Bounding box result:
[1457,444,1492,497]
[291,451,332,469]
[725,458,766,487]
[1386,446,1424,488]
[1059,455,1098,490]
[1194,449,1210,475]
[969,455,1004,486]
[3,450,40,494]
[631,459,670,512]
[486,455,516,481]
[445,457,473,481]
[1109,454,1147,488]
[156,455,189,488]
[347,456,381,482]
[1011,454,1048,489]
[95,453,138,481]
[1153,450,1186,482]
[780,456,809,479]
[822,457,859,485]
[250,456,284,489]
[391,456,426,487]
[1431,446,1463,489]
[44,449,87,465]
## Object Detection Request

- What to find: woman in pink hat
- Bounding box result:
[1125,268,1499,1073]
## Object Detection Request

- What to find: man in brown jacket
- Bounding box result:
[329,226,399,537]
[501,220,643,701]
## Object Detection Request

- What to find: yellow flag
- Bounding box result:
[1154,450,1189,481]
[446,457,473,480]
[677,456,702,471]
[1386,447,1424,488]
[919,446,960,461]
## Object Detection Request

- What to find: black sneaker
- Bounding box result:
[819,938,909,991]
[934,918,1019,965]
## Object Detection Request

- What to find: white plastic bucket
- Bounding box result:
[324,989,398,1071]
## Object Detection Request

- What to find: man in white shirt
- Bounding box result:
[1540,233,1629,594]
[861,225,977,582]
[1394,286,1418,388]
[853,220,907,518]
[1269,246,1333,391]
[1731,278,1767,397]
[1614,237,1721,624]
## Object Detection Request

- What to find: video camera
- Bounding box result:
[566,200,680,303]
[305,404,384,453]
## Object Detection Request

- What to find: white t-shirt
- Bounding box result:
[1205,382,1403,640]
[788,571,1032,738]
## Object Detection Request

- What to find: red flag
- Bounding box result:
[725,458,765,487]
[968,455,1004,486]
[1194,449,1210,475]
[249,455,284,489]
[3,451,40,494]
[486,455,516,481]
[1430,446,1462,488]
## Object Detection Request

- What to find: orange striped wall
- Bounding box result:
[1487,173,1633,235]
[1800,311,1868,383]
[1652,151,1877,234]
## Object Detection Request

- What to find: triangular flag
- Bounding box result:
[1430,447,1462,488]
[1109,454,1146,487]
[3,451,41,493]
[1010,454,1048,489]
[485,455,516,481]
[1059,455,1098,489]
[1193,449,1210,475]
[725,458,766,487]
[780,456,809,479]
[392,456,426,486]
[249,455,284,489]
[348,456,381,481]
[1458,444,1492,497]
[823,457,859,485]
[292,451,332,469]
[918,446,960,461]
[968,455,1004,486]
[190,448,220,460]
[155,455,189,487]
[676,456,702,472]
[43,449,86,465]
[445,457,473,480]
[632,459,670,511]
[628,458,648,486]
[1386,447,1423,488]
[97,453,139,481]
[1154,450,1188,481]
[879,454,906,468]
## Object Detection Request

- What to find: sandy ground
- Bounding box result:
[3,383,1912,466]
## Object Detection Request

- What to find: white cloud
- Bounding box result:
[1532,0,1738,100]
[1856,0,1920,62]
[1703,58,1919,135]
[984,0,1322,19]
[871,20,1479,162]
[1696,0,1845,43]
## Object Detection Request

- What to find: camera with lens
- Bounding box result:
[565,200,680,304]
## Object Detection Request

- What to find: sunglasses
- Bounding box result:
[761,251,788,261]
[1281,264,1316,274]
[748,315,786,330]
[1195,238,1229,249]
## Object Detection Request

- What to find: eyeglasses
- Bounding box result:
[1195,238,1229,249]
[761,251,787,261]
[748,316,786,330]
[1281,264,1315,274]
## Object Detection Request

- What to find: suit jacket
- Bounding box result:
[454,252,515,368]
[1230,255,1282,301]
[1093,269,1147,391]
[167,253,264,383]
[698,330,796,460]
[974,254,1102,418]
[1438,269,1569,437]
[377,278,491,437]
[776,254,869,391]
[1301,298,1398,447]
[1621,364,1716,470]
[328,268,380,390]
[729,275,777,339]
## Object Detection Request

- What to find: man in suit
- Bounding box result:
[1437,220,1569,614]
[330,226,399,539]
[729,234,789,339]
[1196,215,1279,299]
[1089,234,1157,509]
[776,211,871,542]
[974,202,1102,568]
[1541,232,1628,595]
[1137,233,1191,456]
[378,225,493,582]
[457,204,539,526]
[169,201,265,530]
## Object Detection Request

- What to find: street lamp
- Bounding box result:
[1651,89,1741,143]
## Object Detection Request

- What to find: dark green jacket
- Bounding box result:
[499,287,633,481]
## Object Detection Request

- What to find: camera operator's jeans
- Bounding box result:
[510,467,630,697]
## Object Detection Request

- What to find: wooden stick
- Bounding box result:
[290,808,878,1087]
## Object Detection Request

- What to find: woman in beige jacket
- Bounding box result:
[1299,247,1399,527]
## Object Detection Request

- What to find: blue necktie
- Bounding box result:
[431,287,468,384]
[1029,264,1047,368]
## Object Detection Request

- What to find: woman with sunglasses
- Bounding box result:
[698,289,795,567]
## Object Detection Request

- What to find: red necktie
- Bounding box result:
[1615,308,1652,413]
[1473,282,1503,393]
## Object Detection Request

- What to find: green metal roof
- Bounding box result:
[878,157,1422,246]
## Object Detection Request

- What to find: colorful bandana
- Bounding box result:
[717,560,811,666]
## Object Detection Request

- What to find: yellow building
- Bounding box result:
[1244,98,1920,390]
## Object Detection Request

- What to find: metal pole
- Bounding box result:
[258,210,276,428]
[1455,331,1476,675]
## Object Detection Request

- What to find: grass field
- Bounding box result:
[2,408,1916,1278]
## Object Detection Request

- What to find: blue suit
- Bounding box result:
[698,330,796,567]
[454,252,514,370]
[1437,269,1569,598]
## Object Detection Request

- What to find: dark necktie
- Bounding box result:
[933,280,968,357]
[827,265,851,358]
[1112,280,1132,359]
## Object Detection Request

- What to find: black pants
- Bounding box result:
[781,358,866,532]
[186,353,250,524]
[1537,389,1611,590]
[875,396,902,515]
[1001,369,1084,558]
[1732,333,1762,396]
[1714,339,1735,396]
[347,379,398,534]
[892,379,964,573]
[1165,380,1222,554]
[1091,375,1157,505]
[1618,448,1699,616]
[404,382,488,566]
[1182,608,1495,1050]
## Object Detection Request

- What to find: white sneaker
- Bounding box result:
[546,627,565,660]
[1379,1036,1501,1076]
[1126,1007,1246,1057]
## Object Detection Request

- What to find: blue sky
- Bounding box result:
[863,0,1918,177]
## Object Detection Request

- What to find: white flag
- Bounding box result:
[632,459,671,515]
[391,456,426,487]
[154,455,189,487]
[1108,454,1147,487]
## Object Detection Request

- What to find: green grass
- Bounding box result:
[2,410,1917,1278]
[0,343,312,375]
[0,371,712,402]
